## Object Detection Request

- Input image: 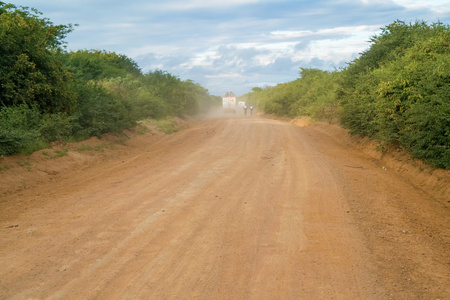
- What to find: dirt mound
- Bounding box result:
[0,124,164,197]
[290,118,310,127]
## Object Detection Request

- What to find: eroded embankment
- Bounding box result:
[291,118,449,204]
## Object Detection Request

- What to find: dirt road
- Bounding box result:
[1,114,449,299]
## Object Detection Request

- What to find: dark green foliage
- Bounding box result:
[339,71,379,137]
[71,83,135,138]
[64,50,141,81]
[0,105,41,155]
[143,70,191,116]
[99,73,218,120]
[340,21,450,169]
[0,3,76,113]
[0,105,74,155]
[39,112,73,142]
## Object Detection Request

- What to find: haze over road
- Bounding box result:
[1,115,449,299]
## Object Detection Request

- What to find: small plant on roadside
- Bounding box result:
[114,134,129,145]
[77,143,110,152]
[17,160,32,171]
[76,144,94,152]
[42,149,69,159]
[0,164,10,172]
[54,149,68,158]
[135,124,149,135]
[147,118,180,134]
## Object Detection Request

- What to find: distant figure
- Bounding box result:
[250,106,253,115]
[244,105,247,115]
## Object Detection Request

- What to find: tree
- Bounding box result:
[0,3,76,113]
[63,50,141,81]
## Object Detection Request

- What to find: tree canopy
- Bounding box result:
[0,3,76,113]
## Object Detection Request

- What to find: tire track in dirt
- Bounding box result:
[1,115,448,299]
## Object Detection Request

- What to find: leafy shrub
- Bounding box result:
[0,3,76,113]
[339,21,450,169]
[39,113,73,142]
[71,82,135,138]
[0,105,42,155]
[151,118,181,134]
[64,50,141,81]
[0,3,219,158]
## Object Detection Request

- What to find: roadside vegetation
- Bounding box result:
[242,21,450,169]
[0,3,221,156]
[1,2,448,170]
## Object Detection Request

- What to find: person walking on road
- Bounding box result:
[250,106,253,115]
[244,105,247,115]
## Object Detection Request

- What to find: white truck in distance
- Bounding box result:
[222,92,237,114]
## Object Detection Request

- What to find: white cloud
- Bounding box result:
[391,0,450,12]
[132,22,382,95]
[145,0,262,10]
[209,25,381,67]
[205,73,243,78]
[270,30,313,39]
[300,25,380,61]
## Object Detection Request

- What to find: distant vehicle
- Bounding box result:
[237,101,246,108]
[222,92,237,113]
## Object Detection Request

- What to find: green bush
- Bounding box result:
[132,91,169,120]
[39,113,73,142]
[71,82,135,138]
[0,2,220,158]
[63,50,141,81]
[0,105,42,155]
[0,3,76,113]
[339,21,450,169]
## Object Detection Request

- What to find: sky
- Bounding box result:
[10,0,450,96]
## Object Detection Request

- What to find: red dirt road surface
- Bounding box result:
[1,114,449,299]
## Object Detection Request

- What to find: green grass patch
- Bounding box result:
[18,139,50,156]
[64,134,91,143]
[135,124,149,135]
[54,149,68,158]
[42,149,69,159]
[17,160,32,171]
[77,144,102,152]
[145,118,180,134]
[76,142,116,152]
[113,134,129,145]
[0,164,10,172]
[76,144,95,152]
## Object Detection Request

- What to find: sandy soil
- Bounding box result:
[0,113,449,299]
